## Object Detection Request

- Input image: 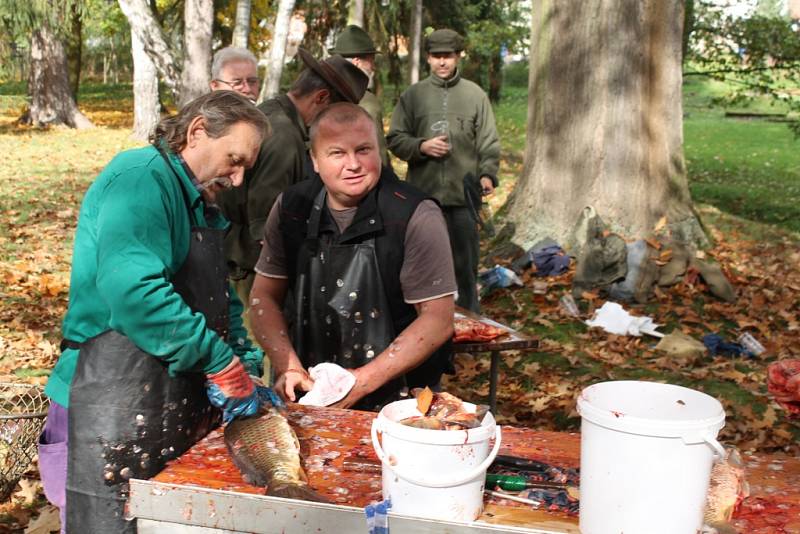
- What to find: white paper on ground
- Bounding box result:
[298,362,357,406]
[585,301,664,338]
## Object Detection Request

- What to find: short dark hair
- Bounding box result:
[308,102,375,153]
[150,91,271,153]
[288,69,345,102]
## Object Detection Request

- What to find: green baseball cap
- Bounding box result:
[329,25,379,57]
[425,29,464,53]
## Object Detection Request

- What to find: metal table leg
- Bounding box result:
[489,350,500,415]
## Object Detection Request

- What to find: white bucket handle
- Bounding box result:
[371,419,502,489]
[682,433,726,461]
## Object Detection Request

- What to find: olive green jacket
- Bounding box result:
[217,94,309,272]
[387,71,500,207]
[359,90,389,167]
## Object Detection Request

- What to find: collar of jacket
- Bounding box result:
[162,147,203,211]
[429,69,462,88]
[275,93,309,141]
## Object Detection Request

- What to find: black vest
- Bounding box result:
[280,169,451,388]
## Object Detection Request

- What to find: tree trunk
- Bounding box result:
[24,23,93,128]
[118,0,181,102]
[66,2,83,99]
[409,0,422,84]
[131,30,161,141]
[348,0,364,27]
[260,0,296,102]
[232,0,252,48]
[488,49,502,102]
[506,0,706,252]
[180,0,213,106]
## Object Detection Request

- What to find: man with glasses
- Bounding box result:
[216,49,368,322]
[210,47,261,103]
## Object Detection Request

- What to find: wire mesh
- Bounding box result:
[0,382,49,502]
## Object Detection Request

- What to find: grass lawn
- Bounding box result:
[0,77,798,463]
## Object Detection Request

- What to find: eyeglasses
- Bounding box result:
[215,77,261,89]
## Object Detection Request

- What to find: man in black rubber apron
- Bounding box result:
[40,91,271,533]
[249,102,457,410]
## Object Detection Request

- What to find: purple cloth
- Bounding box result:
[533,245,570,277]
[38,401,67,533]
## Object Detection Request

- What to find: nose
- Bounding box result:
[344,151,361,170]
[230,167,245,187]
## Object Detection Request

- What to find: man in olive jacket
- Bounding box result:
[387,29,500,312]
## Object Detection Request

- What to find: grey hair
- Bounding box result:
[150,91,271,153]
[211,46,258,79]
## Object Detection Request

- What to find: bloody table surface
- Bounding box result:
[152,404,800,533]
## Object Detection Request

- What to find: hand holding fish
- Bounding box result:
[275,367,315,402]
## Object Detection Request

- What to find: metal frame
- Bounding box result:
[129,479,568,534]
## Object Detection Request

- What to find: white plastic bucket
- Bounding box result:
[577,381,726,534]
[370,399,501,522]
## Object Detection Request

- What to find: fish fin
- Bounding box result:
[267,483,330,503]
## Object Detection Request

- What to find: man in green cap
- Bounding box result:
[387,29,500,312]
[329,25,390,166]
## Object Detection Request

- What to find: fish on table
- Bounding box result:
[224,405,329,503]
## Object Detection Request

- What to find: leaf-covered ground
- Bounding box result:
[1,81,799,530]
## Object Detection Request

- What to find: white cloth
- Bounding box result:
[298,362,357,407]
[585,301,663,338]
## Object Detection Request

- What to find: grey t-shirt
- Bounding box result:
[255,195,457,303]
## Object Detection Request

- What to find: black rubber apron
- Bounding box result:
[295,189,402,411]
[65,151,228,533]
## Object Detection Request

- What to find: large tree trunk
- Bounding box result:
[180,0,213,106]
[260,0,296,102]
[232,0,251,48]
[24,23,93,128]
[348,0,364,27]
[409,0,422,84]
[118,0,181,102]
[66,2,83,99]
[131,30,161,141]
[506,0,706,252]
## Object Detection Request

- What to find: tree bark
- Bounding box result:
[180,0,213,106]
[348,0,364,27]
[66,2,83,99]
[131,30,161,141]
[506,0,706,252]
[260,0,296,102]
[409,0,423,84]
[24,23,92,128]
[232,0,252,48]
[118,0,181,102]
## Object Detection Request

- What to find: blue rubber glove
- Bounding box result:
[256,385,285,409]
[206,381,260,423]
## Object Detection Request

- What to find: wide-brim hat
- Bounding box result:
[425,29,465,53]
[297,48,368,104]
[328,25,379,56]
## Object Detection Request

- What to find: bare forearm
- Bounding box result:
[248,276,303,375]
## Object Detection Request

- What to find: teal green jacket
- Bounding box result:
[46,145,263,408]
[387,70,500,207]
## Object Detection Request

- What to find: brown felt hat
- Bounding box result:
[297,48,368,104]
[329,25,379,56]
[425,29,465,53]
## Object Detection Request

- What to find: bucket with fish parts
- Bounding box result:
[370,398,501,522]
[577,381,727,534]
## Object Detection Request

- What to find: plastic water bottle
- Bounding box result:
[737,332,765,356]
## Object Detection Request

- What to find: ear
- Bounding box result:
[186,116,207,148]
[209,80,220,91]
[315,89,331,105]
[310,149,321,174]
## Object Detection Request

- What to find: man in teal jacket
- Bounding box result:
[39,91,271,533]
[387,29,500,312]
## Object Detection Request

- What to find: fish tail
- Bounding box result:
[267,483,330,503]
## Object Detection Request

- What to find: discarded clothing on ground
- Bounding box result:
[693,260,737,302]
[585,301,663,337]
[658,241,692,287]
[298,362,356,407]
[655,331,707,361]
[608,240,660,303]
[479,265,523,292]
[571,213,628,299]
[703,334,749,358]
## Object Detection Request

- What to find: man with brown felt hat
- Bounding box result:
[329,25,390,166]
[217,48,368,322]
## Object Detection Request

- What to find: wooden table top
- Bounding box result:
[453,306,540,353]
[152,404,800,533]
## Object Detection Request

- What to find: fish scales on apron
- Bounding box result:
[296,189,403,411]
[66,150,227,533]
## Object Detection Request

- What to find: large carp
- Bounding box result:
[224,406,329,502]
